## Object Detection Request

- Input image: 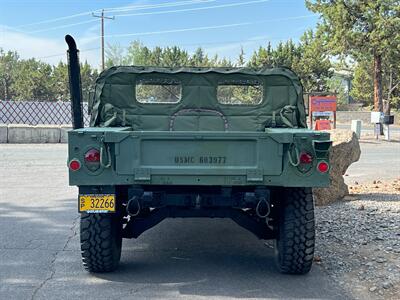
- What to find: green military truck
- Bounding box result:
[65,35,331,275]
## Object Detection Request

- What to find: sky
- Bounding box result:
[0,0,319,69]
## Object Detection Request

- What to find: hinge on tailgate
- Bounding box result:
[134,168,151,181]
[246,169,264,182]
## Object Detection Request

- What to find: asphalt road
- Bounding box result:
[344,139,400,184]
[1,143,390,300]
[336,123,400,136]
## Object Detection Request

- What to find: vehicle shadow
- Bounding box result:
[95,218,349,299]
[0,197,78,250]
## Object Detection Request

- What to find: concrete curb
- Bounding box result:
[34,125,61,143]
[3,124,71,143]
[0,124,8,144]
[60,125,73,143]
[0,124,8,143]
[8,124,35,143]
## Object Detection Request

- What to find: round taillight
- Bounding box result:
[84,148,100,171]
[69,159,81,171]
[85,148,100,163]
[299,152,313,164]
[317,161,329,173]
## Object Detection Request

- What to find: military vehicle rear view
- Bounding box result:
[65,35,331,274]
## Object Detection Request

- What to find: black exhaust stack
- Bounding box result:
[65,35,83,129]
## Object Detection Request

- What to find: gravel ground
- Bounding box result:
[315,178,400,300]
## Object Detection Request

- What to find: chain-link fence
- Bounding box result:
[0,100,90,126]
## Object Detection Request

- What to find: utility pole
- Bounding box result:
[92,9,114,70]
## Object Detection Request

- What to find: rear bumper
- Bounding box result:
[79,185,278,240]
[71,170,330,188]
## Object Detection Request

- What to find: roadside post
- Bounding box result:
[351,120,362,138]
[371,112,384,140]
[371,112,395,141]
[383,115,394,141]
[309,95,337,130]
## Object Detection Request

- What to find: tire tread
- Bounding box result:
[275,187,315,274]
[80,213,122,273]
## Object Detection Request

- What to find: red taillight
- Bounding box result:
[84,148,100,171]
[84,148,100,163]
[317,161,329,173]
[299,152,313,164]
[69,159,81,171]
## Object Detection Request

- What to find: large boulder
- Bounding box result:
[313,129,361,206]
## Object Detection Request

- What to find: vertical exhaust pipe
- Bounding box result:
[65,35,83,129]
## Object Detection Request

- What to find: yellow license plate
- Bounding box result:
[79,194,115,213]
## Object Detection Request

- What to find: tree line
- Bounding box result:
[105,29,333,95]
[0,50,98,102]
[0,0,399,110]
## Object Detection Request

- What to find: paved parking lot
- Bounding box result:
[3,143,392,299]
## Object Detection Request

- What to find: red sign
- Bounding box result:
[310,96,337,112]
[315,119,331,130]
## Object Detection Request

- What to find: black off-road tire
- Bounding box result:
[80,213,123,272]
[275,187,315,274]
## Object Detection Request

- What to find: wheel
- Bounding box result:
[80,213,122,272]
[275,187,315,274]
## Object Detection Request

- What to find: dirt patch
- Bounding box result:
[315,178,400,300]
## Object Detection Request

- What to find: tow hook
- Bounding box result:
[126,196,141,217]
[255,196,273,230]
[255,197,270,218]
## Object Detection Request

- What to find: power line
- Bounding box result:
[36,47,100,60]
[105,22,254,39]
[35,14,316,59]
[92,10,115,70]
[31,14,316,61]
[100,15,316,39]
[25,19,98,34]
[21,0,269,35]
[103,0,214,13]
[114,0,270,18]
[15,11,94,29]
[13,0,212,29]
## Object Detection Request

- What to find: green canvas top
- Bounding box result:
[90,66,307,131]
[97,66,301,77]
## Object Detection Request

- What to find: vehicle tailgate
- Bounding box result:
[115,132,283,180]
